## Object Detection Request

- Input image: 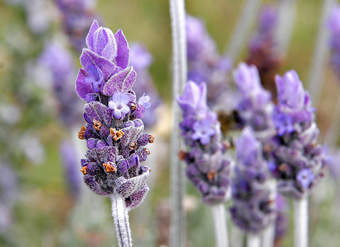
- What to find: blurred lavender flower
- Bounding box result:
[76,19,153,210]
[230,128,276,233]
[328,5,340,80]
[186,15,232,108]
[130,44,161,128]
[177,81,230,205]
[247,6,281,98]
[233,63,275,140]
[40,41,82,127]
[269,71,326,199]
[0,163,18,233]
[56,0,97,52]
[60,140,82,199]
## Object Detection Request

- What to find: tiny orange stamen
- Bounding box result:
[80,166,88,175]
[110,128,124,141]
[178,150,187,160]
[103,162,117,173]
[78,126,86,140]
[279,163,288,172]
[93,119,102,131]
[207,170,217,182]
[148,134,155,143]
[130,103,137,111]
[129,142,137,150]
[144,148,151,155]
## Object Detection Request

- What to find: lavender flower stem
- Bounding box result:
[247,234,261,247]
[169,0,187,246]
[275,0,297,55]
[325,94,340,146]
[111,193,133,247]
[225,0,262,63]
[308,0,336,103]
[261,180,277,247]
[294,198,308,247]
[211,204,229,247]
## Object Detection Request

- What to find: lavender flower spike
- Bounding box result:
[233,63,275,141]
[178,81,230,247]
[230,128,276,235]
[76,19,153,247]
[270,70,326,247]
[270,70,326,199]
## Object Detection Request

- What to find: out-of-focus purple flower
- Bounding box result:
[230,128,276,233]
[186,15,232,107]
[56,0,97,52]
[0,163,18,233]
[60,140,82,199]
[274,71,314,135]
[130,44,161,128]
[177,81,230,205]
[269,71,326,199]
[325,148,340,180]
[40,42,82,127]
[76,21,153,210]
[233,63,275,140]
[328,5,340,80]
[247,6,280,98]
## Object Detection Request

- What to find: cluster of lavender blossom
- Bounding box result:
[230,128,276,233]
[186,15,232,108]
[40,42,82,127]
[56,0,97,52]
[233,63,275,141]
[269,71,326,199]
[177,81,230,205]
[247,6,280,97]
[328,4,340,80]
[75,20,153,209]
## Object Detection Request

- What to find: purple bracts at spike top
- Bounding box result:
[75,19,153,210]
[177,81,230,205]
[269,71,326,199]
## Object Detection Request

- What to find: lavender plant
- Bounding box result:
[230,128,276,247]
[75,19,153,247]
[247,6,281,98]
[186,15,232,108]
[269,70,327,247]
[177,81,230,247]
[56,0,97,52]
[233,63,275,141]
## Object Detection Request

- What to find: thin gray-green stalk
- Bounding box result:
[169,0,187,246]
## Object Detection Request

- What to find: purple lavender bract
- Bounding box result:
[269,71,326,199]
[76,20,153,210]
[230,128,276,233]
[233,63,275,140]
[177,81,230,205]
